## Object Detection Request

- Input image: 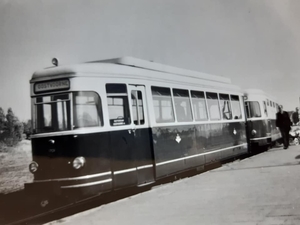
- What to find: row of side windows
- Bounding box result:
[105,84,242,126]
[267,99,277,108]
[151,86,242,123]
[245,100,279,119]
[34,83,244,132]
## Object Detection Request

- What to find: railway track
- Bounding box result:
[2,185,151,225]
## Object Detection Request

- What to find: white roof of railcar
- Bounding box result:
[244,89,278,102]
[92,57,231,84]
[31,57,240,91]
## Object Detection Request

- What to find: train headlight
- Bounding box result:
[251,129,257,136]
[72,157,85,169]
[29,161,39,173]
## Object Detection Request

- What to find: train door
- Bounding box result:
[128,85,155,186]
[107,83,137,189]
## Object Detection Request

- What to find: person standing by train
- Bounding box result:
[291,107,299,125]
[276,105,292,149]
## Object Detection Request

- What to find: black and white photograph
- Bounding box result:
[1,0,300,224]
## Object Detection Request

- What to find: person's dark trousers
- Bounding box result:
[280,128,290,149]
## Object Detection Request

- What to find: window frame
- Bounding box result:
[34,93,72,134]
[206,92,221,120]
[131,90,145,125]
[172,88,193,122]
[230,94,242,120]
[73,91,104,129]
[246,101,262,118]
[151,86,176,124]
[190,90,208,121]
[219,93,232,120]
[106,83,131,126]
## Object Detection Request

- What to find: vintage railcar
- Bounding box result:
[244,89,281,150]
[25,57,248,200]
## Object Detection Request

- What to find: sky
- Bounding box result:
[1,0,300,121]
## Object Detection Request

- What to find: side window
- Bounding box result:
[267,99,269,106]
[173,88,193,122]
[206,92,220,120]
[106,84,131,126]
[219,94,232,120]
[263,101,268,117]
[131,90,145,125]
[191,91,208,121]
[230,95,242,119]
[151,86,175,123]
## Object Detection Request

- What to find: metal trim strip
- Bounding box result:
[61,178,112,189]
[113,168,136,175]
[250,136,271,141]
[137,164,153,170]
[156,143,247,166]
[34,171,111,183]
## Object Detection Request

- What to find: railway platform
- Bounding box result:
[49,145,300,225]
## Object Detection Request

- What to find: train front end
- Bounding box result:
[25,68,112,201]
[244,89,280,151]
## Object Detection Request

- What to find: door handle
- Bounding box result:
[132,127,136,136]
[128,128,136,136]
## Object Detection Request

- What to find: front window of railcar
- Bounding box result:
[33,92,103,133]
[245,101,261,118]
[35,94,71,133]
[73,92,103,128]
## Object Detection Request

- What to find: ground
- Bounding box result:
[0,140,33,194]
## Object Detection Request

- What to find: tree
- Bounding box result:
[5,108,24,144]
[23,119,32,139]
[0,107,26,146]
[14,121,24,141]
[6,108,18,137]
[0,107,5,131]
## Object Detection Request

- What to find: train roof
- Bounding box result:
[244,89,278,102]
[244,89,266,95]
[91,57,231,84]
[31,57,240,91]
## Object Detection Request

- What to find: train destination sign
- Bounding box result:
[34,79,70,93]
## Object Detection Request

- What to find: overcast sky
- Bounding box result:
[1,0,300,121]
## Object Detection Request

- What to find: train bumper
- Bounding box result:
[24,181,61,196]
[250,138,271,147]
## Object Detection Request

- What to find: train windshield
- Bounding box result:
[245,101,261,118]
[33,92,103,133]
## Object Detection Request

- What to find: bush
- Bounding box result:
[3,137,19,147]
[0,141,7,151]
[0,107,25,147]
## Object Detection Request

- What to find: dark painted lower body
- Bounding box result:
[152,122,247,179]
[247,119,281,151]
[26,121,247,198]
